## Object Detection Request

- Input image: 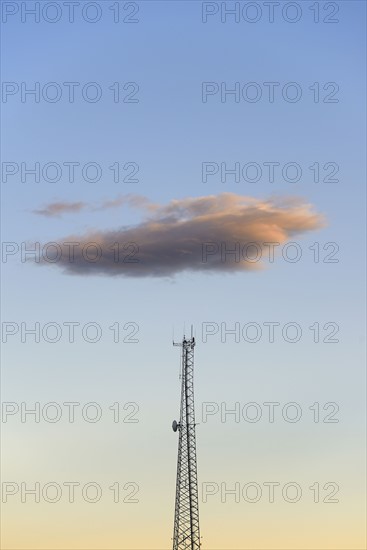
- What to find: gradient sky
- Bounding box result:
[1,1,366,549]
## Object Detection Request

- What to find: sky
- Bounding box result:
[1,1,366,549]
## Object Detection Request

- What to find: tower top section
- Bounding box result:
[173,326,195,348]
[173,335,195,349]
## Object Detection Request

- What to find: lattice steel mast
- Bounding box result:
[172,333,201,550]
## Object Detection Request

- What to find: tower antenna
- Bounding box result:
[172,332,201,549]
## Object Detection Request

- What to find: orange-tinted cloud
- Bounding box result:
[32,194,156,217]
[39,193,325,277]
[33,201,86,217]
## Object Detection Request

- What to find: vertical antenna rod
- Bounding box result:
[172,335,201,550]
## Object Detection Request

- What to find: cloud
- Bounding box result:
[95,195,158,212]
[38,193,325,278]
[32,194,156,217]
[33,201,86,217]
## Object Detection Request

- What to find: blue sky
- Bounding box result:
[1,1,366,548]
